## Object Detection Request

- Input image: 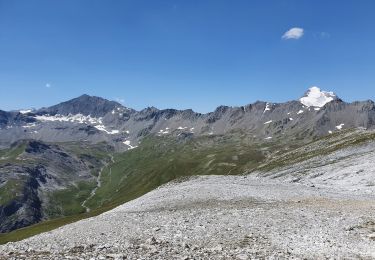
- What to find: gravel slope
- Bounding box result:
[1,175,375,259]
[257,141,375,195]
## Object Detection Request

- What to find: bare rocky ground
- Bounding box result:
[256,141,375,196]
[1,175,375,259]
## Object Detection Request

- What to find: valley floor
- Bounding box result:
[1,175,375,259]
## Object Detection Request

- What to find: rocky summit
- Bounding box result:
[0,88,375,259]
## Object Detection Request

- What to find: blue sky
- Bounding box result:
[0,0,375,112]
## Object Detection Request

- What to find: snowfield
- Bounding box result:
[1,174,375,259]
[300,86,336,108]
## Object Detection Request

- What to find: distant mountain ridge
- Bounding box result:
[1,87,375,150]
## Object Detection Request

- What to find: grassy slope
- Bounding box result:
[85,133,266,209]
[0,179,25,205]
[0,142,27,206]
[0,133,270,244]
[0,141,115,239]
[256,129,375,172]
[45,181,97,217]
[3,129,369,244]
[0,142,26,162]
[43,142,113,217]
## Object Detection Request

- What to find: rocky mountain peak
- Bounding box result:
[38,94,126,117]
[300,86,338,108]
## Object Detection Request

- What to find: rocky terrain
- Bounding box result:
[0,140,113,232]
[0,174,374,259]
[1,127,375,259]
[1,87,375,258]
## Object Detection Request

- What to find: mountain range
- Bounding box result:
[1,86,375,240]
[1,87,375,149]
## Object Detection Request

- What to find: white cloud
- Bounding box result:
[115,97,125,104]
[45,83,51,88]
[282,27,304,40]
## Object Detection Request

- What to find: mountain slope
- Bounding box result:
[1,86,375,239]
[1,173,374,258]
[1,127,375,245]
[0,140,113,233]
[255,128,375,193]
[37,94,128,117]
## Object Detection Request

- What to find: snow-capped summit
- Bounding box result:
[300,86,337,108]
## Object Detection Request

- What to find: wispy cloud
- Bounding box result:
[45,83,51,88]
[115,97,125,104]
[318,31,330,39]
[282,27,304,40]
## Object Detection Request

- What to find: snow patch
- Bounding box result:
[336,123,345,130]
[19,109,32,114]
[263,103,271,113]
[35,114,103,125]
[123,140,137,150]
[264,120,273,125]
[35,114,121,135]
[158,129,169,135]
[94,125,119,135]
[297,110,304,115]
[22,123,37,128]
